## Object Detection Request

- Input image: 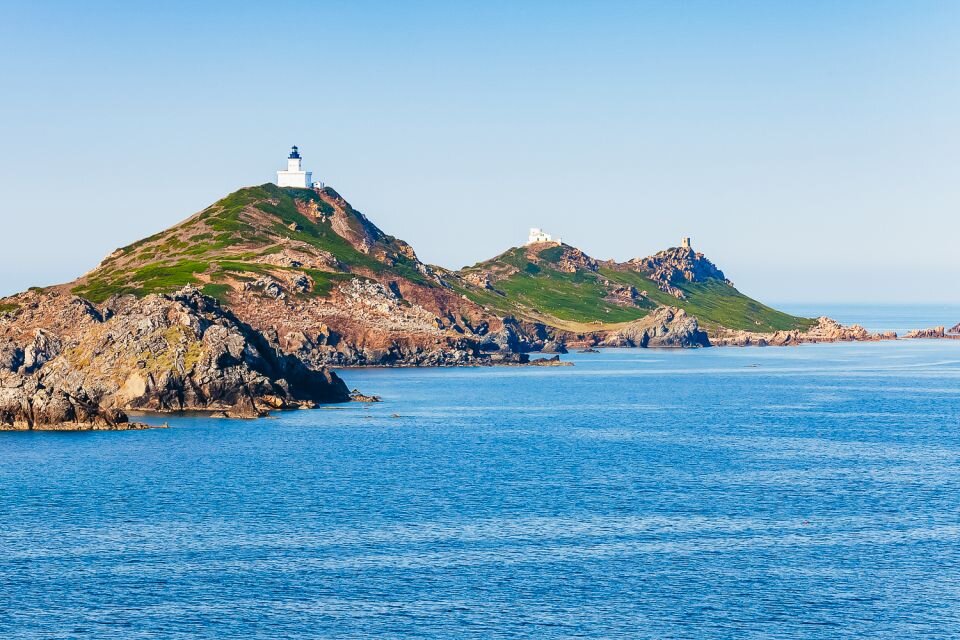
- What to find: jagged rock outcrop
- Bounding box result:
[555,246,599,273]
[904,326,946,339]
[0,371,142,431]
[0,287,350,429]
[598,307,710,348]
[625,245,728,298]
[712,317,896,346]
[904,325,960,339]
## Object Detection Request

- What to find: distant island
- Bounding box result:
[0,148,932,429]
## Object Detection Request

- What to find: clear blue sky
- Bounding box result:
[1,1,958,303]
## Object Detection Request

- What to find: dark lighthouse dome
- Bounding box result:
[288,145,301,159]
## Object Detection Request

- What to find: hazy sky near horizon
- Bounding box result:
[1,1,958,303]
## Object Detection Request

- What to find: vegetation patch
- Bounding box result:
[74,260,212,303]
[460,249,813,332]
[537,245,565,262]
[596,267,813,332]
[216,260,277,276]
[476,266,653,323]
[495,247,532,270]
[200,283,231,303]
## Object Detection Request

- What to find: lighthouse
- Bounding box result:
[276,145,314,188]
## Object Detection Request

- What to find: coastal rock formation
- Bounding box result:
[0,287,350,429]
[0,180,907,428]
[0,370,145,430]
[712,317,896,346]
[598,307,710,348]
[904,326,946,339]
[904,325,960,339]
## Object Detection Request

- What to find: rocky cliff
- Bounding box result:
[0,287,349,429]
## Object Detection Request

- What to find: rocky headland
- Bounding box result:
[0,182,920,427]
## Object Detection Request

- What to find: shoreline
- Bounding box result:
[0,421,158,432]
[330,329,960,369]
[5,335,955,431]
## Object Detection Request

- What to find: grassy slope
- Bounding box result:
[72,184,423,303]
[452,247,655,325]
[599,268,813,332]
[458,246,814,333]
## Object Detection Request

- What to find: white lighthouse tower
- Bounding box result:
[276,145,313,188]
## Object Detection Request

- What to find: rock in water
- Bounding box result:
[904,326,946,339]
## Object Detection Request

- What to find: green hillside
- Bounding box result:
[457,244,814,333]
[602,269,812,332]
[451,247,654,324]
[72,184,428,303]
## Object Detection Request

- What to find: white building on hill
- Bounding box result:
[277,145,323,189]
[527,228,561,245]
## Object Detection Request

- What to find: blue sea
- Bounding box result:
[3,306,960,638]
